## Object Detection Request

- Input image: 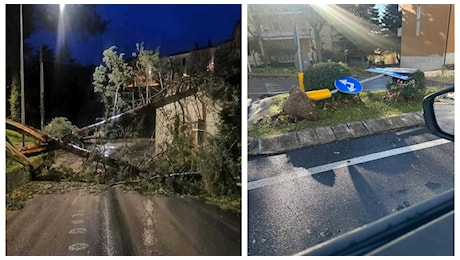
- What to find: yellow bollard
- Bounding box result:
[298,72,305,92]
[306,89,332,101]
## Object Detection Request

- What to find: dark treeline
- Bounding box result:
[6,4,109,128]
[6,46,104,129]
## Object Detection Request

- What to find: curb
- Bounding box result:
[248,73,297,78]
[248,111,425,156]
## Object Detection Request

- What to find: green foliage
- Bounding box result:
[304,62,352,91]
[207,38,241,197]
[93,46,133,118]
[321,50,345,62]
[303,61,359,105]
[8,76,20,122]
[248,89,428,138]
[43,117,78,142]
[263,40,296,64]
[134,42,161,77]
[143,126,239,197]
[380,4,402,34]
[195,130,240,196]
[435,70,454,86]
[386,70,426,102]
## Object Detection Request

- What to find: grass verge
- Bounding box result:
[248,88,442,138]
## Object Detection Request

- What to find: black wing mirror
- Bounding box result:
[422,86,454,141]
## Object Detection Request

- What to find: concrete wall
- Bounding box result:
[400,4,455,70]
[401,53,454,71]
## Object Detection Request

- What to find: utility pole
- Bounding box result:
[20,4,25,147]
[40,46,45,130]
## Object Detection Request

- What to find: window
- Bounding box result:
[197,119,205,145]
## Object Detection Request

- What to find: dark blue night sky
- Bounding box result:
[26,4,241,66]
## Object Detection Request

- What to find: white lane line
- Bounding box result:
[248,138,451,191]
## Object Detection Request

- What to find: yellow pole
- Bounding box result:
[306,89,332,101]
[298,72,304,92]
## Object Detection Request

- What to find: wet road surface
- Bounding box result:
[247,127,454,255]
[6,187,241,256]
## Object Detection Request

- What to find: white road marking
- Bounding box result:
[248,138,451,191]
[68,243,89,251]
[104,196,115,256]
[72,213,85,218]
[69,228,87,234]
[71,219,84,225]
[143,199,157,254]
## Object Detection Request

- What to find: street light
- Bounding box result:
[40,4,65,130]
[20,4,25,146]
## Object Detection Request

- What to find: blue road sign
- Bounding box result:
[334,77,363,94]
[366,67,412,81]
[378,67,418,74]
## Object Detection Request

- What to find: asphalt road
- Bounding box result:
[6,188,241,256]
[248,76,390,100]
[247,127,454,256]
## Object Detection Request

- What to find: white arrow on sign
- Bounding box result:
[339,79,356,92]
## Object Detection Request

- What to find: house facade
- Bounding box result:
[248,5,378,67]
[248,5,336,66]
[155,21,240,154]
[154,92,221,153]
[400,4,454,71]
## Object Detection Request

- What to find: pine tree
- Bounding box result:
[380,4,402,35]
[379,4,401,53]
[369,5,381,27]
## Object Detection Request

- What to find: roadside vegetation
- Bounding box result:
[249,62,445,138]
[6,42,241,214]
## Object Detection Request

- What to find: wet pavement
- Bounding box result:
[6,187,241,256]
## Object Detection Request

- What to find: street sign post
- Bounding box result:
[294,50,310,72]
[334,77,363,94]
[293,24,302,71]
[294,24,306,92]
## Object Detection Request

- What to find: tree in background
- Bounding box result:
[8,76,20,122]
[333,4,383,66]
[5,4,109,127]
[6,4,108,79]
[380,4,402,35]
[368,5,381,28]
[134,42,161,79]
[93,46,133,118]
[379,4,402,55]
[303,5,327,63]
[247,5,270,64]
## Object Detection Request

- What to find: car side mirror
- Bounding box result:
[423,86,454,141]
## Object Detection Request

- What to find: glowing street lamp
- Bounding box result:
[40,4,65,130]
